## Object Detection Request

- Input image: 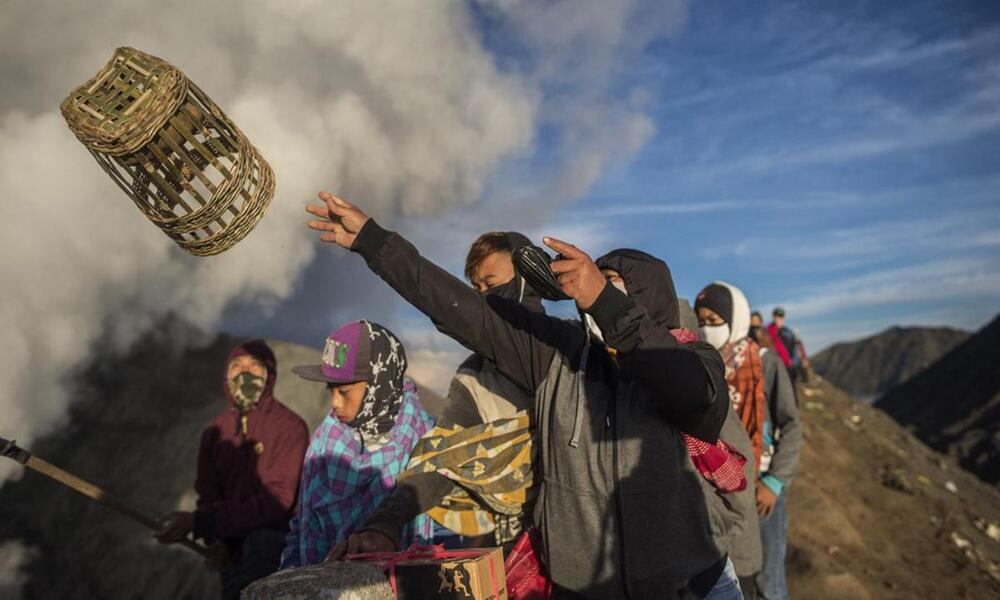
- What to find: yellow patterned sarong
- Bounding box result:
[399,412,533,542]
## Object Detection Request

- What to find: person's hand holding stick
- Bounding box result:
[153,511,194,544]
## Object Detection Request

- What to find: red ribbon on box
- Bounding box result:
[345,544,501,599]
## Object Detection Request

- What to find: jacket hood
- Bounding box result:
[595,248,680,329]
[223,339,278,410]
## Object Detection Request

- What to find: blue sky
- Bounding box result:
[222,0,1000,364]
[516,0,1000,351]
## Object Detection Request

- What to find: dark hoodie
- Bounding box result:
[193,340,309,543]
[350,221,729,598]
[595,249,680,328]
[600,253,761,578]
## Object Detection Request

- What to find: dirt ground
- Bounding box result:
[785,377,1000,599]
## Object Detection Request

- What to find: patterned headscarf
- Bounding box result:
[347,321,408,441]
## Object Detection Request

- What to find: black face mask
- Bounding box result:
[481,277,523,302]
[481,275,545,313]
[748,325,762,342]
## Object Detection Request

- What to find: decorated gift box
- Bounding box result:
[346,545,507,600]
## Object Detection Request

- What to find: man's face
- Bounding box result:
[227,355,267,381]
[328,380,368,423]
[773,314,785,328]
[471,251,515,292]
[750,314,763,328]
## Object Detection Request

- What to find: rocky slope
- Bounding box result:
[811,325,969,399]
[876,315,1000,486]
[787,376,1000,598]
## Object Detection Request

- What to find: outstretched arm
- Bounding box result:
[306,193,580,393]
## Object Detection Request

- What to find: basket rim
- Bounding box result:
[60,46,187,156]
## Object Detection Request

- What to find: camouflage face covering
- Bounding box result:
[229,371,265,412]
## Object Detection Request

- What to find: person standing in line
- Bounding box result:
[768,308,810,386]
[749,305,804,600]
[695,282,773,599]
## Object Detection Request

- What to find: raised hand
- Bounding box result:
[543,237,607,311]
[306,192,371,249]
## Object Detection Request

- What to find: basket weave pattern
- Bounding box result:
[61,47,275,256]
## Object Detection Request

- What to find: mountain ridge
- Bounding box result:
[812,325,970,399]
[876,315,1000,486]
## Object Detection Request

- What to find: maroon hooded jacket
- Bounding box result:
[193,340,309,542]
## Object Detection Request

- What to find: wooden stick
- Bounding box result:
[1,437,210,558]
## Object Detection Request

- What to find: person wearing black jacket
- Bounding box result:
[307,192,731,599]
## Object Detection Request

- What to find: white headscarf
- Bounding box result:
[712,280,752,344]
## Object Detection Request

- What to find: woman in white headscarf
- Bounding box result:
[694,281,766,472]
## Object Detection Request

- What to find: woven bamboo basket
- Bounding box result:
[60,47,275,256]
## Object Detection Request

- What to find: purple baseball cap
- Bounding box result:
[292,321,371,384]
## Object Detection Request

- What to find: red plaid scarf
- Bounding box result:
[671,328,747,493]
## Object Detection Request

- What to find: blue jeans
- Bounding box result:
[704,558,744,600]
[755,491,789,600]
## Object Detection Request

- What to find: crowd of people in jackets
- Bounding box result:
[154,192,809,600]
